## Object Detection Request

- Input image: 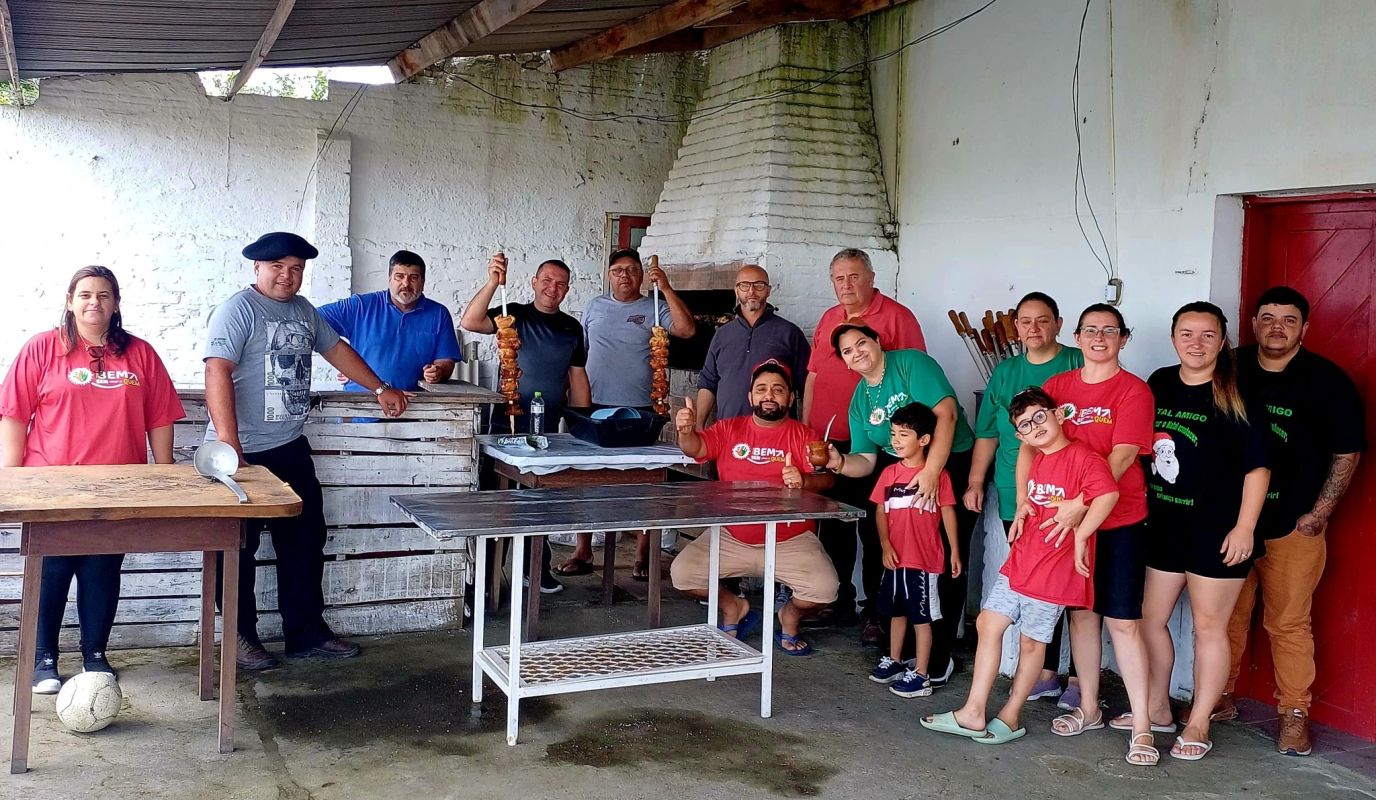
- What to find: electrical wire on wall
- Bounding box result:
[1072,0,1117,288]
[433,0,1003,127]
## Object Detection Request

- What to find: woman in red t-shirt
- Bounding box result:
[1029,304,1158,765]
[0,266,185,694]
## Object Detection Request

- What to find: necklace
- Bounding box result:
[864,367,887,425]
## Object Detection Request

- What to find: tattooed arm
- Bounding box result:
[1296,452,1361,536]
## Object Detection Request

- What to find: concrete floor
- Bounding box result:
[3,578,1374,800]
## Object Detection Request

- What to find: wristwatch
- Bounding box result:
[373,382,391,397]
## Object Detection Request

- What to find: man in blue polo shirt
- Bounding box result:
[318,250,462,391]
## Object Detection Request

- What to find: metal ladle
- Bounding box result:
[193,441,249,503]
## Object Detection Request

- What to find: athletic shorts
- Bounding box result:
[876,567,942,624]
[1144,515,1259,581]
[1093,520,1147,620]
[982,573,1064,644]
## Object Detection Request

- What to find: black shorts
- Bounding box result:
[1144,516,1260,581]
[1093,521,1147,619]
[877,567,941,624]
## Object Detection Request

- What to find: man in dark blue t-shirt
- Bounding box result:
[318,250,462,391]
[461,253,591,592]
[460,253,590,433]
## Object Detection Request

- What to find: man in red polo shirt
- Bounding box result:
[670,361,836,656]
[802,247,926,637]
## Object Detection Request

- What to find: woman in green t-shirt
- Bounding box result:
[968,293,1083,705]
[824,320,976,681]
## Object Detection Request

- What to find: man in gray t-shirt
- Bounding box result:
[569,248,696,580]
[582,248,695,407]
[204,231,409,672]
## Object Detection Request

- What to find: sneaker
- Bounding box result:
[32,652,61,695]
[1277,708,1313,756]
[774,584,792,613]
[860,619,884,648]
[286,637,361,660]
[1057,683,1082,711]
[236,635,280,671]
[523,574,565,595]
[869,656,907,684]
[890,669,933,698]
[927,657,956,689]
[1028,675,1062,701]
[82,650,118,679]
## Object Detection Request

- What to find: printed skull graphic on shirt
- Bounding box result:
[1151,433,1179,484]
[265,320,313,420]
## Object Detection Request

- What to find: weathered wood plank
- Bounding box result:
[548,0,744,72]
[1,553,467,605]
[305,420,474,439]
[0,598,465,653]
[312,454,474,487]
[388,0,557,82]
[323,486,460,526]
[225,0,298,100]
[308,436,474,456]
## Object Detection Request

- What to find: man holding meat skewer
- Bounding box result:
[561,248,695,580]
[802,247,926,640]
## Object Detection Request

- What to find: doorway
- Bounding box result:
[1238,192,1376,737]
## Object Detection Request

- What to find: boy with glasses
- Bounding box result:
[921,387,1118,744]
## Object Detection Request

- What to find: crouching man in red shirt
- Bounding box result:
[671,361,836,656]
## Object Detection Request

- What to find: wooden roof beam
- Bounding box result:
[620,0,920,57]
[548,0,749,73]
[0,0,22,105]
[388,0,555,83]
[225,0,297,100]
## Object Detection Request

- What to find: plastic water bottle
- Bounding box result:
[529,391,545,434]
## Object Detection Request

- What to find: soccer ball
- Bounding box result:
[55,672,122,733]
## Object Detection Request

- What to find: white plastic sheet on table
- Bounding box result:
[476,433,694,476]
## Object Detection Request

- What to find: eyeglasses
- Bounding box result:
[1014,409,1049,434]
[609,266,643,277]
[735,281,770,293]
[85,345,105,374]
[1078,326,1122,339]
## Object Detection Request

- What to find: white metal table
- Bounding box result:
[391,482,862,745]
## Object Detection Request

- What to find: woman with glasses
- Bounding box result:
[967,292,1083,705]
[1141,302,1268,761]
[1023,304,1157,764]
[0,266,184,693]
[824,320,976,682]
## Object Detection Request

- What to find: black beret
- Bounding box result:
[242,232,318,261]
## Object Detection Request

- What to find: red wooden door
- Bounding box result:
[1239,194,1376,737]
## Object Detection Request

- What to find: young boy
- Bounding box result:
[868,403,962,697]
[921,387,1119,744]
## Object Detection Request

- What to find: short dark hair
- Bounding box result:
[1008,387,1056,423]
[1015,291,1061,320]
[1076,303,1130,337]
[830,319,881,356]
[537,259,571,277]
[751,360,793,391]
[608,248,642,268]
[890,402,936,439]
[389,250,426,277]
[1254,285,1310,322]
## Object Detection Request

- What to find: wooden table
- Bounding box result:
[0,465,300,774]
[476,435,695,639]
[392,483,864,746]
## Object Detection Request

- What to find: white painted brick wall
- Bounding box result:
[0,55,704,383]
[638,22,901,337]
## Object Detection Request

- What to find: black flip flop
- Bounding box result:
[552,558,594,577]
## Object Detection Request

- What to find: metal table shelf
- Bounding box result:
[478,624,763,697]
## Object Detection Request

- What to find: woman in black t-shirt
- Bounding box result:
[1141,302,1269,762]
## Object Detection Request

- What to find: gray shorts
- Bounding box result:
[982,574,1064,644]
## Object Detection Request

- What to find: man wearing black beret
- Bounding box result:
[204,231,410,670]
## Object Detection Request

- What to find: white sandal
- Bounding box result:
[1170,736,1214,761]
[1109,711,1176,733]
[1051,707,1105,737]
[1126,732,1160,766]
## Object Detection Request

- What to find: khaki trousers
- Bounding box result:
[1225,529,1328,712]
